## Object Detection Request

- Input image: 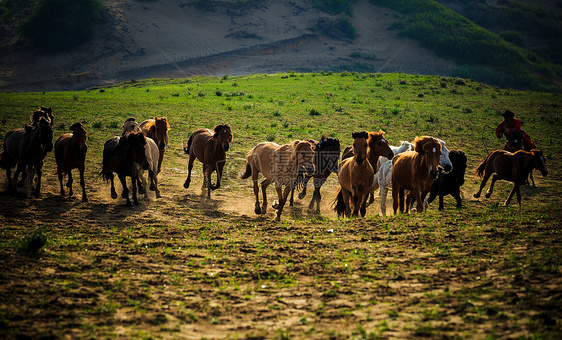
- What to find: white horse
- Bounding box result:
[123,118,162,198]
[372,139,452,215]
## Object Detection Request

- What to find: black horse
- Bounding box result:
[428,150,467,210]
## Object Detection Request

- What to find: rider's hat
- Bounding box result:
[501,110,515,118]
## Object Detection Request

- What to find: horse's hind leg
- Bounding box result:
[260,178,272,214]
[474,170,492,198]
[504,183,521,206]
[131,176,140,205]
[6,168,15,192]
[33,164,43,198]
[118,174,132,206]
[485,174,500,198]
[183,154,195,189]
[79,167,88,202]
[108,173,118,199]
[310,186,321,212]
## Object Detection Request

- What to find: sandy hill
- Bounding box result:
[0,0,457,92]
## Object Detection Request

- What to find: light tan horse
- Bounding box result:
[474,149,547,206]
[333,131,374,217]
[392,136,442,214]
[140,117,169,173]
[241,140,315,221]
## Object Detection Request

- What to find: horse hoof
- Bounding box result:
[272,202,279,210]
[485,193,491,199]
[111,192,118,199]
[473,193,480,198]
[298,192,306,200]
[150,184,156,191]
[254,207,262,215]
[156,193,162,198]
[183,180,190,189]
[82,197,88,203]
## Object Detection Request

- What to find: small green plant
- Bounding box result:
[18,229,48,255]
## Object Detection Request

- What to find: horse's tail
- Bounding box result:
[332,186,346,216]
[240,161,252,179]
[474,151,492,179]
[183,134,194,154]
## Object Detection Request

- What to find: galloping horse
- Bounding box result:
[241,140,315,221]
[0,117,53,197]
[333,132,374,217]
[428,149,467,210]
[289,136,341,212]
[102,131,150,206]
[183,124,233,199]
[139,117,169,173]
[392,136,442,214]
[123,118,161,198]
[473,149,547,206]
[54,122,88,202]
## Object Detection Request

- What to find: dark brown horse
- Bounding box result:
[54,122,88,202]
[183,124,233,199]
[30,106,54,128]
[473,149,547,206]
[333,132,374,217]
[0,117,54,197]
[427,149,467,210]
[140,117,169,173]
[392,136,442,214]
[102,132,150,206]
[289,136,341,212]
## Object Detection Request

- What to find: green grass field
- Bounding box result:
[0,72,561,339]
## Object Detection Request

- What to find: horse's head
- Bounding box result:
[450,150,467,186]
[415,136,442,180]
[70,122,88,154]
[437,139,453,173]
[151,117,170,151]
[351,131,369,166]
[317,136,341,173]
[295,141,315,176]
[531,149,548,177]
[122,117,140,135]
[31,110,50,127]
[40,106,54,127]
[213,124,232,152]
[121,131,149,170]
[36,117,54,154]
[368,130,394,160]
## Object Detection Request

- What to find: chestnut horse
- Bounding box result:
[183,124,233,199]
[54,122,88,202]
[333,132,374,217]
[140,117,169,173]
[289,136,341,212]
[241,140,315,221]
[473,149,547,206]
[392,136,442,214]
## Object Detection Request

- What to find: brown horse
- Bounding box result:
[54,122,88,202]
[0,117,53,197]
[473,149,547,206]
[183,124,233,199]
[241,140,315,221]
[392,136,442,214]
[333,132,374,217]
[289,136,341,212]
[140,117,169,173]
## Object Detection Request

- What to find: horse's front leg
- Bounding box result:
[131,175,140,205]
[252,174,262,215]
[341,188,352,217]
[274,185,291,221]
[6,168,15,192]
[66,169,74,197]
[380,184,388,216]
[310,186,322,212]
[108,173,118,199]
[298,175,309,200]
[360,192,369,217]
[33,163,43,198]
[79,166,88,202]
[504,182,522,206]
[118,174,131,206]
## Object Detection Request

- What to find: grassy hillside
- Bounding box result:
[0,73,561,339]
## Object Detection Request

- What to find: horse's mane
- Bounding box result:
[213,124,231,134]
[367,130,385,146]
[414,136,439,154]
[352,131,369,140]
[317,136,340,151]
[147,117,170,130]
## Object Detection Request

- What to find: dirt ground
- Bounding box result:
[0,151,560,339]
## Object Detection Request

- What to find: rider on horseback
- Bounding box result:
[495,110,536,152]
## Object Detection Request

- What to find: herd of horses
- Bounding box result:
[0,107,549,220]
